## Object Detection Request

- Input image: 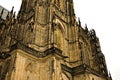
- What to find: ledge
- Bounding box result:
[9,42,67,59]
[61,63,108,78]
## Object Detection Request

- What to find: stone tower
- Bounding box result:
[0,0,112,80]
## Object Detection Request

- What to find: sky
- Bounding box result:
[0,0,120,80]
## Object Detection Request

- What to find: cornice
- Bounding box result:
[9,42,67,59]
[61,64,108,78]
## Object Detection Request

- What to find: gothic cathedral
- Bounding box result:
[0,0,112,80]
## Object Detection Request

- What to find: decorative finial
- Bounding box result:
[92,29,96,36]
[78,17,81,27]
[6,12,10,19]
[108,71,112,80]
[85,23,88,31]
[11,6,14,13]
[13,12,16,18]
[85,23,87,27]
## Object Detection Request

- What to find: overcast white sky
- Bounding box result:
[0,0,120,80]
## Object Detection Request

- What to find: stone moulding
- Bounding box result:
[61,63,108,79]
[8,42,67,59]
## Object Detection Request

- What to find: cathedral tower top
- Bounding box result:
[18,0,75,25]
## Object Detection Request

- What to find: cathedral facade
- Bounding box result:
[0,0,112,80]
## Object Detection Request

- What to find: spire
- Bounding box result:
[13,12,16,18]
[78,17,81,27]
[85,24,87,27]
[109,71,112,80]
[11,6,14,14]
[6,12,10,20]
[85,24,88,31]
[12,12,16,24]
[92,29,96,36]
